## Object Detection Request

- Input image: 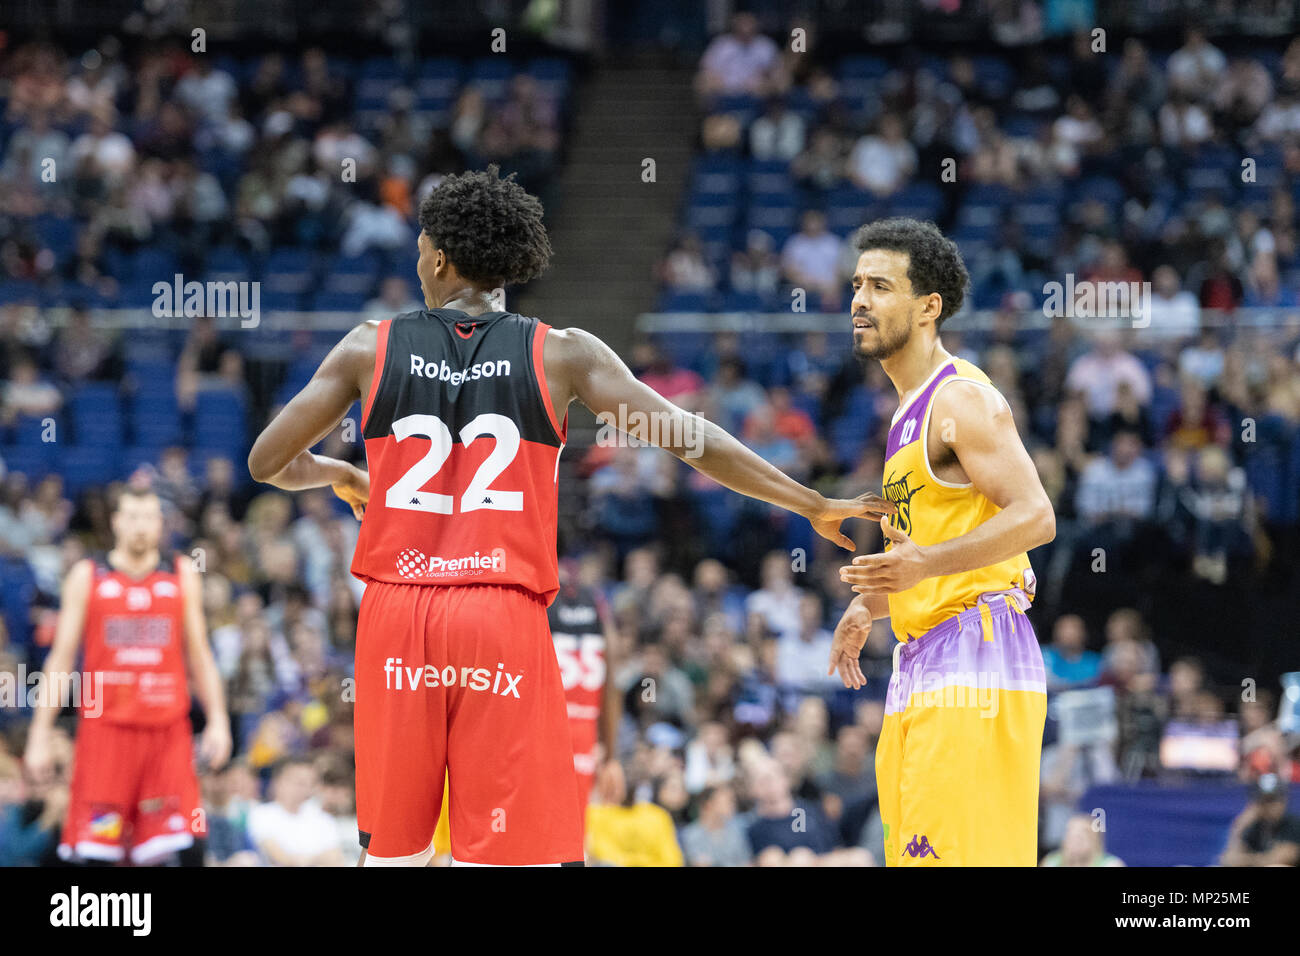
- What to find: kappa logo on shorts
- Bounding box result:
[383,657,523,698]
[902,834,941,860]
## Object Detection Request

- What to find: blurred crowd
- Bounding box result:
[0,35,566,303]
[663,15,1300,317]
[2,19,1300,867]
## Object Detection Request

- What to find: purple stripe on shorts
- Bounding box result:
[884,594,1047,716]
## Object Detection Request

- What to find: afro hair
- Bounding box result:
[417,165,552,287]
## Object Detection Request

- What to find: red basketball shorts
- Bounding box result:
[354,581,584,865]
[60,717,201,864]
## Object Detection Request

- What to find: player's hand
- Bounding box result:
[332,463,370,520]
[199,718,233,772]
[828,597,872,689]
[839,517,929,594]
[23,731,54,785]
[807,493,897,551]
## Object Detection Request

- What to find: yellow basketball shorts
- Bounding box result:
[876,590,1047,866]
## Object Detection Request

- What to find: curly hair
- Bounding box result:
[417,165,552,287]
[851,218,969,327]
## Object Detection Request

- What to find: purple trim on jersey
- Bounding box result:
[886,363,956,460]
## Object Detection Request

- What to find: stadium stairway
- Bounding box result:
[514,62,696,544]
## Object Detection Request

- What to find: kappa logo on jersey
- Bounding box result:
[383,657,523,698]
[408,353,512,385]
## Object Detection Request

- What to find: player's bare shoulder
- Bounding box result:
[540,325,617,410]
[927,378,1014,481]
[328,318,383,398]
[64,556,96,595]
[933,377,1013,432]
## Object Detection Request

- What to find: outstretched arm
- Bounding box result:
[546,327,894,549]
[247,321,375,512]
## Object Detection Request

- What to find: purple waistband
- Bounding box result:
[902,588,1030,648]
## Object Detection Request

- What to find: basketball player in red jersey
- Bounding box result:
[248,166,894,867]
[547,560,619,819]
[24,487,231,864]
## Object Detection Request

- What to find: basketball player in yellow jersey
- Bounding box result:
[830,218,1056,867]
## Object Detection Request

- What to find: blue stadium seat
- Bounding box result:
[838,55,889,80]
[205,246,253,283]
[310,290,368,312]
[525,57,571,101]
[1002,114,1046,139]
[118,447,163,478]
[747,158,794,198]
[57,446,114,497]
[657,290,716,312]
[972,55,1015,100]
[33,214,78,262]
[0,280,40,305]
[886,182,945,222]
[0,555,38,648]
[720,290,768,312]
[684,202,738,231]
[322,253,380,295]
[0,443,55,479]
[131,248,180,283]
[466,58,513,100]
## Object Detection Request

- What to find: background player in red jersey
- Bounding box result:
[547,559,620,819]
[23,486,231,865]
[248,166,894,867]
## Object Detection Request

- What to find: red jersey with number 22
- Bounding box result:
[350,310,568,603]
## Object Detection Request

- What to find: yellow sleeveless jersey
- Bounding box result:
[880,356,1036,641]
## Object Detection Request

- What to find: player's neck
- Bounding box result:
[433,288,497,316]
[882,339,952,409]
[108,547,160,579]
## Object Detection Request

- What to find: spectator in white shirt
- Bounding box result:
[1166,27,1227,100]
[781,211,845,310]
[660,233,717,292]
[175,59,239,125]
[1158,94,1214,148]
[775,593,839,693]
[847,114,916,197]
[750,98,806,162]
[1064,331,1153,418]
[1145,265,1201,340]
[1075,429,1158,524]
[697,13,781,99]
[247,758,345,867]
[745,551,807,642]
[69,107,136,188]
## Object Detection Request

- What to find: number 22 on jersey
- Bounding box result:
[383,412,524,515]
